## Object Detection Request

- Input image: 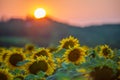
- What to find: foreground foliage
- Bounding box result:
[0,36,120,80]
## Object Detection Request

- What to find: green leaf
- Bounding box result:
[16,60,30,66]
[24,74,36,80]
[53,49,66,58]
[10,68,24,75]
[37,71,45,79]
[56,72,70,80]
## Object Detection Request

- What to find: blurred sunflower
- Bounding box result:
[13,74,25,80]
[63,47,85,64]
[99,45,114,58]
[94,45,101,53]
[59,36,80,50]
[25,44,35,52]
[81,45,89,51]
[81,45,89,55]
[31,48,52,59]
[5,51,26,69]
[0,69,13,80]
[47,47,58,53]
[0,50,10,62]
[90,66,115,80]
[26,56,55,75]
[10,47,23,53]
[0,47,6,54]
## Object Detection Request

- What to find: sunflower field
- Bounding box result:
[0,36,120,80]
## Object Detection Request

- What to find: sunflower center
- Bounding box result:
[63,40,75,49]
[0,72,8,80]
[29,60,48,74]
[34,50,48,58]
[68,49,81,62]
[9,53,24,67]
[102,48,110,56]
[90,66,114,80]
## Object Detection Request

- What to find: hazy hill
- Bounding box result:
[0,17,120,48]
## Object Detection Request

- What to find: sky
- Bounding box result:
[0,0,120,26]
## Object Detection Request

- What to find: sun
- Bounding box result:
[34,8,46,19]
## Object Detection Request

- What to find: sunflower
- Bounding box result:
[94,45,101,53]
[81,45,89,55]
[0,47,6,54]
[5,51,26,69]
[47,47,58,53]
[0,69,13,80]
[81,45,89,51]
[31,48,52,59]
[25,44,35,52]
[10,47,23,53]
[26,56,55,75]
[99,45,114,58]
[13,74,25,80]
[63,46,85,64]
[90,66,114,80]
[59,36,80,50]
[0,50,10,62]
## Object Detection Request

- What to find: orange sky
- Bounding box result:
[0,0,120,26]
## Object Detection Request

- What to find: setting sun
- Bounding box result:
[34,8,46,19]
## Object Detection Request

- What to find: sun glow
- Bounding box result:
[34,8,46,19]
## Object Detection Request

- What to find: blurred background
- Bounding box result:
[0,0,120,48]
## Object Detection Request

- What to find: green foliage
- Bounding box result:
[16,60,30,66]
[53,49,66,58]
[10,68,25,75]
[25,74,36,80]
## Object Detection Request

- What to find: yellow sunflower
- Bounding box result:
[99,45,114,58]
[0,69,13,80]
[31,48,52,59]
[10,47,23,53]
[63,46,86,64]
[5,51,26,70]
[0,50,10,62]
[26,56,55,75]
[59,36,80,50]
[25,44,35,52]
[94,45,101,53]
[47,47,58,53]
[81,45,89,51]
[0,47,6,54]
